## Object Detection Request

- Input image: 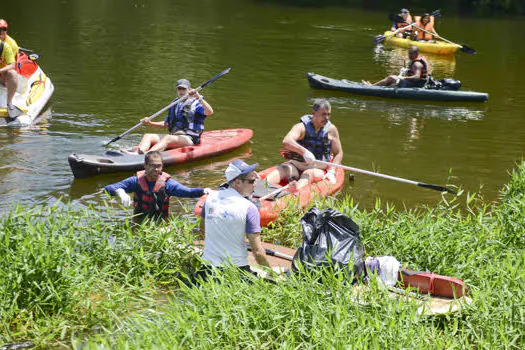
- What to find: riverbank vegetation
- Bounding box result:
[1,163,524,348]
[259,0,525,16]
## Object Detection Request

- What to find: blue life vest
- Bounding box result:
[297,115,331,162]
[167,98,207,137]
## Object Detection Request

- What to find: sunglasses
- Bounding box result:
[242,179,256,184]
[0,28,7,32]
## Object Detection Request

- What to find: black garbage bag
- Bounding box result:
[292,207,364,280]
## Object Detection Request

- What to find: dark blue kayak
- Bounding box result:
[307,72,488,102]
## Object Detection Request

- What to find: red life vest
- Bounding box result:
[133,171,171,220]
[409,56,429,79]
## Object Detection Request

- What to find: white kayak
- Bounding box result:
[0,51,54,128]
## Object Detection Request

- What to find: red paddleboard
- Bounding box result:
[69,129,253,178]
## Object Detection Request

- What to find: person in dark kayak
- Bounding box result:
[264,99,343,191]
[137,78,214,154]
[390,8,413,38]
[363,46,429,88]
[104,151,211,223]
[196,159,271,280]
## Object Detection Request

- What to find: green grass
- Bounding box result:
[1,163,525,348]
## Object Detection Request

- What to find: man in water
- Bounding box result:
[264,98,343,191]
[104,151,210,223]
[363,46,429,88]
[138,79,214,154]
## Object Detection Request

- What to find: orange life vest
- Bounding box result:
[415,16,435,41]
[133,171,171,220]
[409,56,429,79]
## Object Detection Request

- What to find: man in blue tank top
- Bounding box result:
[265,99,343,191]
[137,78,214,154]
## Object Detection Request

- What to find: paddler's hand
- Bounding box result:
[302,150,316,164]
[323,169,337,185]
[188,89,201,99]
[141,118,152,126]
[203,188,214,195]
[115,188,132,207]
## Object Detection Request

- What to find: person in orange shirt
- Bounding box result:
[414,13,439,41]
[0,19,20,119]
[0,19,19,58]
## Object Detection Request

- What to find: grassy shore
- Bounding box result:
[1,163,525,348]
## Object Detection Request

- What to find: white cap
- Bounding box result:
[225,159,258,182]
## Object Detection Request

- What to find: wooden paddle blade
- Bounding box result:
[460,45,477,54]
[417,182,457,195]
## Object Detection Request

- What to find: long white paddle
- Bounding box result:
[104,67,231,147]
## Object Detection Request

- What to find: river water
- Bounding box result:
[1,0,524,217]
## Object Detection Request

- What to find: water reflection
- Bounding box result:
[311,96,487,122]
[373,45,457,78]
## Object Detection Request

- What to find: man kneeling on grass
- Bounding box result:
[195,160,271,280]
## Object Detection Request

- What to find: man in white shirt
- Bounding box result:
[199,159,271,278]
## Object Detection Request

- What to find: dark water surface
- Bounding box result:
[1,0,525,217]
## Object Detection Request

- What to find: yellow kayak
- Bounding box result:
[383,32,458,55]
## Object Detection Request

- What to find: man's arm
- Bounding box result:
[141,119,168,128]
[329,125,343,165]
[165,178,205,198]
[104,176,137,195]
[404,61,424,81]
[282,123,308,155]
[245,203,270,267]
[247,233,270,268]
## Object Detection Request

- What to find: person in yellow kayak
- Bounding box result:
[264,99,343,191]
[0,19,19,58]
[363,46,429,88]
[390,8,414,38]
[137,78,214,154]
[0,19,21,119]
[414,13,439,41]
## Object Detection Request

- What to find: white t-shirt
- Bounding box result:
[201,188,261,267]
